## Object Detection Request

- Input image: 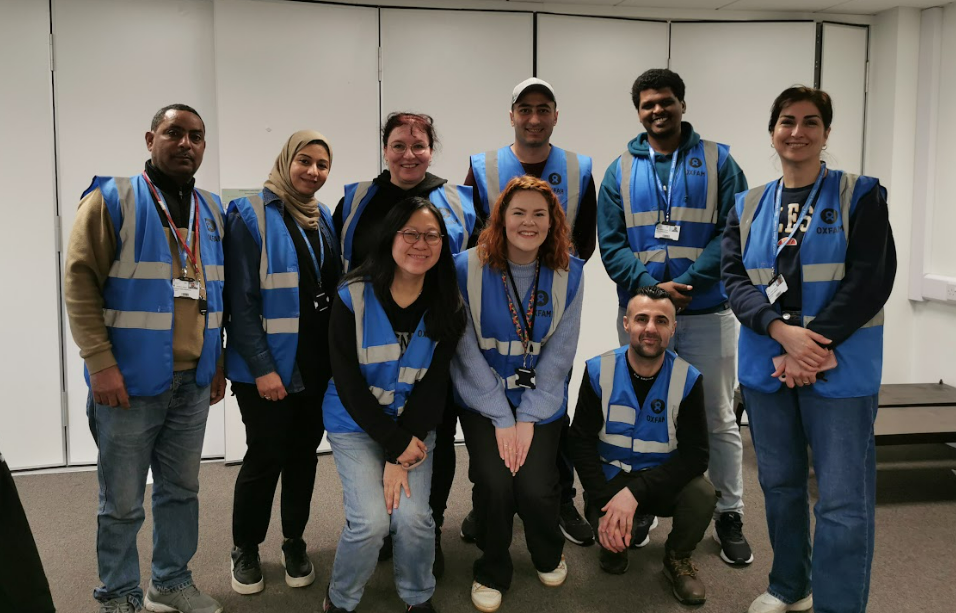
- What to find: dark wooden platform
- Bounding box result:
[734,382,956,445]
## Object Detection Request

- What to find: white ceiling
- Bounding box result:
[476,0,945,16]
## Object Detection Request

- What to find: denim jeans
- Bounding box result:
[743,386,878,613]
[618,306,743,516]
[87,369,210,607]
[327,430,437,610]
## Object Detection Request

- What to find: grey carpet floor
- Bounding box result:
[13,432,956,613]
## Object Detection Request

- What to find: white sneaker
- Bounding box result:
[536,554,568,587]
[748,591,813,613]
[471,581,502,613]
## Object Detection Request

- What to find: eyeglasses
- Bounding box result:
[388,142,430,156]
[396,229,443,245]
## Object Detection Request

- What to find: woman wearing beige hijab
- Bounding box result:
[223,131,341,595]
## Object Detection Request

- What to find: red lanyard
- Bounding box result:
[501,259,540,357]
[142,172,201,278]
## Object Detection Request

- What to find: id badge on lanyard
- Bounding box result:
[649,148,681,241]
[295,223,329,312]
[766,163,827,304]
[504,262,539,390]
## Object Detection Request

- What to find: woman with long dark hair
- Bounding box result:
[322,196,466,613]
[334,112,477,576]
[452,175,584,612]
[224,130,341,594]
[722,86,896,613]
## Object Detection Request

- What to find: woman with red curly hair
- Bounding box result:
[452,175,584,612]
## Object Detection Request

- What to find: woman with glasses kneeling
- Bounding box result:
[722,86,896,613]
[452,176,584,613]
[322,196,466,613]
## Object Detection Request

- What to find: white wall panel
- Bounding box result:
[820,23,868,174]
[53,0,223,464]
[0,0,65,470]
[670,21,817,188]
[536,14,669,413]
[214,0,380,460]
[381,9,533,185]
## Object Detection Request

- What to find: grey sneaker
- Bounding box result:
[143,583,222,613]
[101,598,139,613]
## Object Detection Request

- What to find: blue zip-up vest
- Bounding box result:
[587,347,699,481]
[736,171,885,397]
[470,145,592,229]
[223,191,336,386]
[339,181,476,272]
[83,175,225,396]
[613,140,728,309]
[323,281,438,433]
[455,248,584,424]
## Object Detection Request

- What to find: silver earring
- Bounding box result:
[822,144,828,150]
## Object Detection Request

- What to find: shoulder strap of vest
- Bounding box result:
[485,149,501,212]
[700,140,719,225]
[838,172,859,245]
[619,152,633,221]
[196,188,224,237]
[342,181,375,270]
[108,176,145,278]
[738,183,769,254]
[564,149,581,230]
[465,250,485,338]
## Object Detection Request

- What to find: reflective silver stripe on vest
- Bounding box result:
[262,317,297,334]
[108,261,171,280]
[620,152,637,232]
[262,272,298,290]
[485,150,501,211]
[803,263,845,283]
[247,194,298,292]
[667,246,703,261]
[342,182,374,271]
[114,177,139,272]
[565,151,581,230]
[668,139,718,226]
[748,268,775,286]
[399,366,428,385]
[639,249,666,265]
[207,311,223,330]
[839,173,858,245]
[542,267,570,346]
[466,251,534,355]
[204,264,225,283]
[803,309,883,329]
[443,185,465,227]
[348,283,402,365]
[738,184,768,254]
[103,309,172,330]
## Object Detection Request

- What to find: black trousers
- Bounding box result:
[459,408,565,592]
[585,475,717,558]
[556,414,576,504]
[429,392,458,528]
[0,454,55,613]
[232,382,326,548]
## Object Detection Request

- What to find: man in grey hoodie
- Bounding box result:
[596,68,753,566]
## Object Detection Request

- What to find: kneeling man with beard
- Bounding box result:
[568,285,716,605]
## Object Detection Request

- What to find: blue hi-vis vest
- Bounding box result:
[339,181,476,272]
[470,145,592,227]
[82,175,225,396]
[323,281,439,434]
[587,347,699,481]
[736,171,885,397]
[223,191,336,386]
[613,140,727,309]
[455,248,584,424]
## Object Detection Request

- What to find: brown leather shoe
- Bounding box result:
[662,550,706,605]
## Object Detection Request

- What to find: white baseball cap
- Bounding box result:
[511,77,556,107]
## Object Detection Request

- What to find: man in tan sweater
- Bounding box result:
[64,104,226,613]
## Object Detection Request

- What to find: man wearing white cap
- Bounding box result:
[461,77,597,548]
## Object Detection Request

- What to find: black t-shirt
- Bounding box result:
[776,183,817,311]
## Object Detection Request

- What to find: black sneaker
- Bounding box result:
[406,599,438,612]
[713,512,754,565]
[281,538,315,588]
[433,526,445,580]
[230,545,264,595]
[598,546,629,575]
[460,509,477,543]
[379,534,393,561]
[629,514,658,548]
[558,501,595,546]
[324,586,355,613]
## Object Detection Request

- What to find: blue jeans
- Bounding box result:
[87,370,210,607]
[327,430,436,610]
[618,306,743,516]
[743,386,878,613]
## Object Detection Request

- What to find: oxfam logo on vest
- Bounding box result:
[548,173,562,186]
[646,399,666,423]
[816,208,843,235]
